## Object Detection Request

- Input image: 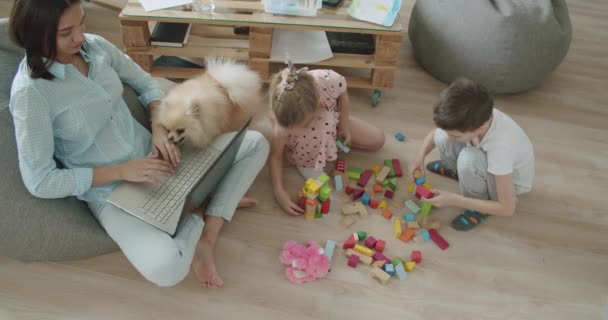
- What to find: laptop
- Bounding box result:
[107,117,251,236]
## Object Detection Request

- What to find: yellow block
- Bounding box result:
[304,178,321,196]
[354,244,373,256]
[394,219,402,238]
[405,261,416,272]
[423,182,433,190]
[378,200,388,209]
[407,183,415,193]
[372,165,382,174]
[414,171,421,179]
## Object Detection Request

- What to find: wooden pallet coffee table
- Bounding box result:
[119,0,405,106]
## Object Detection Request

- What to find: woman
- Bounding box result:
[9,0,269,288]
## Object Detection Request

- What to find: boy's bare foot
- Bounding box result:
[192,240,224,288]
[237,196,257,208]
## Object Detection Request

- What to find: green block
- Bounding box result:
[347,167,363,180]
[391,257,403,266]
[319,186,332,202]
[420,201,432,216]
[387,177,397,191]
[318,173,330,186]
[382,178,390,187]
[315,210,323,219]
[384,160,395,178]
[356,231,367,240]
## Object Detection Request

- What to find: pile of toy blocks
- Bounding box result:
[342,230,424,285]
[298,173,333,221]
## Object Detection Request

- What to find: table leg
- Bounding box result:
[248,27,273,80]
[121,20,153,72]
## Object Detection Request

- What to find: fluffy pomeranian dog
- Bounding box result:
[155,58,268,149]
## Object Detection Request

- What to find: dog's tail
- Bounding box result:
[204,58,263,114]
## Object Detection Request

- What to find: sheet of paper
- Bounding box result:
[348,0,401,27]
[139,0,192,12]
[270,29,333,64]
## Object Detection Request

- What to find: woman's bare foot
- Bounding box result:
[237,196,257,208]
[192,239,224,288]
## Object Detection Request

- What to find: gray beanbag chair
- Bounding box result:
[408,0,572,94]
[0,18,149,261]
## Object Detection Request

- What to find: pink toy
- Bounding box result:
[411,250,422,263]
[280,240,330,284]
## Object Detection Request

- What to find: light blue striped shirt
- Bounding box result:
[9,34,163,204]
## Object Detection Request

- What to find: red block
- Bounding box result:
[337,159,346,173]
[384,190,394,199]
[372,251,391,264]
[347,254,360,268]
[345,186,354,194]
[342,234,357,249]
[352,189,365,201]
[375,239,386,253]
[428,229,449,250]
[357,169,372,187]
[410,250,422,263]
[321,199,331,214]
[365,236,377,249]
[415,185,434,200]
[298,196,306,210]
[392,159,403,177]
[369,200,379,209]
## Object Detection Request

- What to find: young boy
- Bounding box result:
[409,78,534,231]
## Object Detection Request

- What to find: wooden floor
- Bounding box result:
[1,1,607,319]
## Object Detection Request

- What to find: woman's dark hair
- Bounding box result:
[9,0,82,80]
[433,78,494,132]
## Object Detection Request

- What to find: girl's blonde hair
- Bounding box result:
[269,64,319,128]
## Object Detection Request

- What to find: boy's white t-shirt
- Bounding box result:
[471,108,535,193]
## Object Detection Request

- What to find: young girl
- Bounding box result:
[269,63,385,215]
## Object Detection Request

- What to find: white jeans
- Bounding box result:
[434,129,526,201]
[88,131,269,286]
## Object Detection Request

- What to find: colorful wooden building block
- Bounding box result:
[391,257,403,266]
[404,213,416,221]
[336,159,346,171]
[324,240,336,262]
[346,249,373,265]
[365,236,377,249]
[361,193,371,205]
[395,262,407,280]
[369,200,379,209]
[357,169,372,187]
[334,174,343,191]
[419,229,431,242]
[373,183,383,193]
[415,176,426,185]
[298,195,306,210]
[305,198,316,220]
[405,261,416,272]
[354,244,373,256]
[394,132,405,141]
[384,263,395,276]
[376,166,391,183]
[405,200,421,214]
[420,201,432,216]
[429,229,450,250]
[345,186,354,194]
[384,159,395,178]
[321,199,331,214]
[352,189,365,201]
[371,260,386,269]
[347,254,359,268]
[342,203,360,215]
[387,177,397,191]
[415,185,434,200]
[342,234,357,249]
[407,183,415,194]
[318,185,332,202]
[410,250,422,263]
[392,159,403,177]
[382,209,393,219]
[423,182,433,190]
[356,231,367,241]
[340,216,355,228]
[370,267,391,285]
[372,251,391,264]
[378,200,388,209]
[346,167,363,180]
[394,219,402,238]
[384,190,394,199]
[375,239,386,253]
[407,221,420,229]
[399,228,416,243]
[356,202,369,218]
[372,165,382,174]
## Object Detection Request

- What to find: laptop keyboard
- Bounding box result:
[139,148,218,224]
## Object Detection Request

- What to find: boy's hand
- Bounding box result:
[408,156,426,182]
[425,189,461,208]
[273,187,304,216]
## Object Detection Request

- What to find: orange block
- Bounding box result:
[399,228,416,243]
[373,183,383,193]
[382,208,393,219]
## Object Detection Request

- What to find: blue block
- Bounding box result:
[419,230,431,242]
[404,213,416,221]
[415,176,426,185]
[395,262,407,281]
[336,140,350,153]
[334,175,343,191]
[384,263,395,276]
[324,240,336,263]
[395,132,405,141]
[361,193,371,205]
